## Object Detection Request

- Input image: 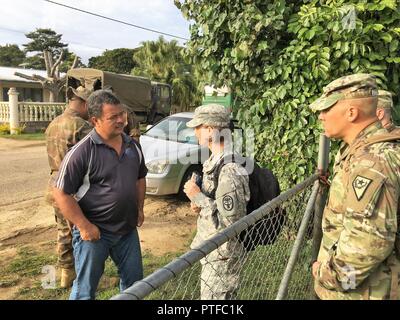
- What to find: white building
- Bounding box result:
[0,66,65,102]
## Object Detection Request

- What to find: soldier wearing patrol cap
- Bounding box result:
[184,104,250,300]
[310,73,400,300]
[376,90,400,134]
[45,85,92,288]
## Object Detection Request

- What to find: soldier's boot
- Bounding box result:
[60,268,76,288]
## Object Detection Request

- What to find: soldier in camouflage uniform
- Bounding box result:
[310,74,400,300]
[184,104,250,300]
[45,86,92,288]
[377,90,400,134]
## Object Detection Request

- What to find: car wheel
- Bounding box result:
[178,165,203,201]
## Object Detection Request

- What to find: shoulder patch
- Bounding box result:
[222,195,234,211]
[352,175,372,201]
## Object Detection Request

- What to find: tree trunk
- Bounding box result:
[48,89,58,102]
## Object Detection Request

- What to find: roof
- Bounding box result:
[0,66,65,83]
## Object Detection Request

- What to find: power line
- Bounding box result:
[44,0,189,41]
[0,26,106,51]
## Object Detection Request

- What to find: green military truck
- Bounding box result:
[66,68,172,130]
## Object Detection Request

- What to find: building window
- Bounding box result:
[2,87,43,102]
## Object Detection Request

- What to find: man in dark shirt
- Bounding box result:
[53,90,147,300]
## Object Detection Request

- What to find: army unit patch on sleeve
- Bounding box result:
[222,195,234,211]
[352,175,372,201]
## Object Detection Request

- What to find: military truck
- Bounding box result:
[66,68,172,131]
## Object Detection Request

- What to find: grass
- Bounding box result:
[0,240,313,300]
[0,133,45,140]
[0,245,186,300]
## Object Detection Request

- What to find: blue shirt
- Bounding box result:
[54,129,147,235]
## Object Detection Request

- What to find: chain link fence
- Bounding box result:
[112,175,321,301]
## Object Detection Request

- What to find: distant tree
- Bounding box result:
[88,48,136,74]
[15,28,79,102]
[132,36,203,109]
[60,49,85,73]
[0,44,26,67]
[22,55,45,70]
[23,28,67,55]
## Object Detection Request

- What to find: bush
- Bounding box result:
[176,0,400,189]
[0,123,26,135]
[0,123,10,134]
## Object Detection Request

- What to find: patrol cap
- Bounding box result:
[67,86,93,101]
[310,73,378,112]
[377,90,393,110]
[186,104,230,128]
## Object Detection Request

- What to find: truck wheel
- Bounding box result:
[178,165,203,201]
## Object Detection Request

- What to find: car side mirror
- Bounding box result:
[146,125,153,131]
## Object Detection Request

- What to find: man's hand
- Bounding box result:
[190,202,201,214]
[184,176,201,199]
[318,169,331,187]
[312,261,321,279]
[137,209,144,227]
[79,222,101,241]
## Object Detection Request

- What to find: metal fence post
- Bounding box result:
[310,134,330,299]
[8,87,20,135]
[276,180,320,300]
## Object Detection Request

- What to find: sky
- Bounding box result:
[0,0,190,64]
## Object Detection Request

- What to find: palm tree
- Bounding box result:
[132,36,203,111]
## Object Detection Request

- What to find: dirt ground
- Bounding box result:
[0,137,197,299]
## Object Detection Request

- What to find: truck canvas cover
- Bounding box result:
[67,68,152,112]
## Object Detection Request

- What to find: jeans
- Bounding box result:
[69,226,143,300]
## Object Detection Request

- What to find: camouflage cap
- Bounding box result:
[67,86,93,101]
[377,90,393,110]
[186,104,230,128]
[310,73,378,112]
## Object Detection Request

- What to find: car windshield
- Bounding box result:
[144,116,198,144]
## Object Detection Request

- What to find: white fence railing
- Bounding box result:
[0,102,66,122]
[0,102,9,122]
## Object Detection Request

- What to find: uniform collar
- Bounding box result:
[64,107,81,118]
[338,121,385,162]
[351,121,383,144]
[385,122,396,132]
[203,147,235,173]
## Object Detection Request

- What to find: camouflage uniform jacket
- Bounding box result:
[315,121,400,299]
[45,107,91,205]
[190,150,250,259]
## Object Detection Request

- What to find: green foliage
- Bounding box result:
[22,55,45,70]
[0,123,10,134]
[132,36,203,109]
[60,49,85,73]
[88,48,136,74]
[176,0,400,189]
[22,28,82,72]
[0,44,25,67]
[23,28,67,55]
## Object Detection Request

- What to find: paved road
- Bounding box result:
[0,138,49,206]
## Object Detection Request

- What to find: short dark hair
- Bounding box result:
[87,90,121,118]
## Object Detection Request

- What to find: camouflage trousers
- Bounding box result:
[199,254,242,300]
[54,208,74,269]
